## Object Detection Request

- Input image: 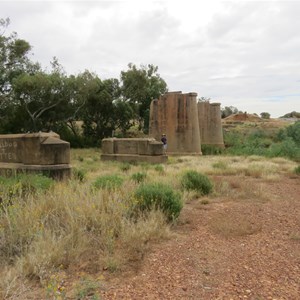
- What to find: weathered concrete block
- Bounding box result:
[149,92,224,154]
[0,132,71,180]
[101,138,167,163]
[198,102,224,148]
[149,91,202,155]
[102,139,114,154]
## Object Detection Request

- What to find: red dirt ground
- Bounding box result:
[98,176,300,300]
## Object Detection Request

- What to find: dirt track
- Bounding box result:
[100,176,300,300]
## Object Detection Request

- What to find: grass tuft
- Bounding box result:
[92,174,124,190]
[181,170,213,196]
[134,183,182,221]
[131,172,147,183]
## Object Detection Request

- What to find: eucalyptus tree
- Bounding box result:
[81,72,120,144]
[0,17,40,132]
[120,63,168,133]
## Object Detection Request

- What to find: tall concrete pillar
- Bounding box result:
[198,102,224,147]
[149,91,202,154]
[198,101,210,145]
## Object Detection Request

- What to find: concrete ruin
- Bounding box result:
[149,92,202,155]
[101,138,167,163]
[149,91,224,154]
[198,101,224,148]
[0,132,71,179]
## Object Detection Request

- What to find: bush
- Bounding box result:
[268,138,300,161]
[181,170,213,195]
[134,183,182,221]
[131,172,147,183]
[92,174,124,190]
[224,127,300,161]
[286,121,300,145]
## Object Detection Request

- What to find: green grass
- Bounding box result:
[131,171,147,183]
[181,170,213,196]
[134,182,183,221]
[92,174,124,190]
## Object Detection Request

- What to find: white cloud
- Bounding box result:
[1,0,300,117]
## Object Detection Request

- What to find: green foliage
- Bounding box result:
[131,172,147,183]
[0,20,40,132]
[0,174,54,208]
[52,122,85,148]
[113,99,135,135]
[285,121,300,145]
[268,138,300,161]
[280,111,300,118]
[221,106,240,118]
[201,144,223,155]
[134,183,182,221]
[92,174,124,190]
[12,70,69,132]
[81,74,121,145]
[181,170,213,195]
[0,22,171,141]
[120,63,168,132]
[260,112,271,119]
[276,121,300,145]
[224,125,300,161]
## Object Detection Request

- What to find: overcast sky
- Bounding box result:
[1,0,300,117]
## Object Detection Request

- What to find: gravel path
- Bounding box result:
[100,177,300,300]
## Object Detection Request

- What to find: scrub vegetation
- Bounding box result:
[0,148,298,299]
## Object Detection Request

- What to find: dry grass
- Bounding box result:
[0,148,298,298]
[0,179,170,298]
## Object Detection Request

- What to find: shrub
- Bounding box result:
[92,175,124,190]
[268,138,300,161]
[131,172,147,183]
[285,121,300,145]
[181,170,213,195]
[134,183,182,221]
